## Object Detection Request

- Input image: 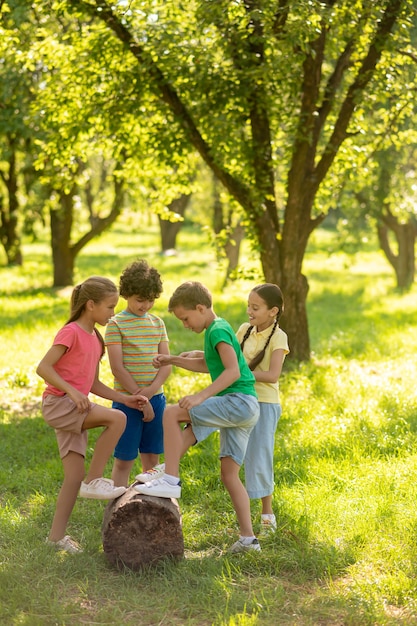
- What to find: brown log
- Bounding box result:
[102,486,184,570]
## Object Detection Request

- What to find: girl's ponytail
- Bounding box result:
[66,276,117,357]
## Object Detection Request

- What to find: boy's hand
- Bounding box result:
[153,354,172,368]
[178,392,206,410]
[141,402,155,422]
[134,385,152,399]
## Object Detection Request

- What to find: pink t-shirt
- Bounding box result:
[43,322,102,397]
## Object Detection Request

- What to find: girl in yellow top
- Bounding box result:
[236,283,289,535]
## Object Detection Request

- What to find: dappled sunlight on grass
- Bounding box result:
[2,225,417,624]
[165,370,209,402]
[281,355,417,461]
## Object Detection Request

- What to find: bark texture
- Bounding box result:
[102,486,184,570]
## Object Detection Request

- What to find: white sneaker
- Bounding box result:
[134,477,181,499]
[229,537,261,553]
[46,535,82,554]
[135,463,165,483]
[259,514,277,536]
[79,478,126,500]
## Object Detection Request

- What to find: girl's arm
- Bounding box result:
[36,344,91,412]
[90,367,147,409]
[178,341,240,410]
[37,345,147,411]
[253,348,286,383]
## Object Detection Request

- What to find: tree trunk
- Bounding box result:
[158,216,182,252]
[396,224,416,289]
[377,220,416,290]
[281,272,310,362]
[158,193,190,253]
[212,175,246,288]
[253,206,312,362]
[50,188,76,287]
[222,222,245,287]
[50,172,126,287]
[102,486,184,570]
[0,136,23,266]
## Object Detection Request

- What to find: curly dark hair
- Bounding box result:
[119,260,163,300]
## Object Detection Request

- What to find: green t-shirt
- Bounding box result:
[204,318,257,398]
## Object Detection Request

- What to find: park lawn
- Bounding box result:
[1,219,417,625]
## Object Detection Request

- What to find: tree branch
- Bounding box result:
[71,171,124,255]
[399,49,417,63]
[271,0,290,38]
[314,41,354,147]
[314,0,405,188]
[69,0,254,213]
[244,0,279,230]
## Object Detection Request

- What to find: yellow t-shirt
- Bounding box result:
[236,323,289,403]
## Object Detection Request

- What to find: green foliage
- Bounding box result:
[28,0,197,196]
[2,0,417,355]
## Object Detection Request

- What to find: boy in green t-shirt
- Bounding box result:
[135,281,261,553]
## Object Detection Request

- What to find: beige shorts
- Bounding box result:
[42,394,96,459]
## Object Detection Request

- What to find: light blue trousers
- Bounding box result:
[244,402,282,499]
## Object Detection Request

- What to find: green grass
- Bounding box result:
[1,218,417,625]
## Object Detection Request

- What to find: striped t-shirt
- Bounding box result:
[105,310,169,394]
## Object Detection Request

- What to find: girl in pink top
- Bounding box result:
[37,276,147,554]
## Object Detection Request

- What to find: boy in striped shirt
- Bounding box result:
[105,260,171,487]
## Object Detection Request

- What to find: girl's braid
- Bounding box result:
[240,318,279,371]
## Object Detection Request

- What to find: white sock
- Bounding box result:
[163,473,180,485]
[261,514,276,522]
[239,535,256,544]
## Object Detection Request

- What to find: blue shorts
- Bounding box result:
[113,393,165,461]
[244,402,282,499]
[189,393,259,466]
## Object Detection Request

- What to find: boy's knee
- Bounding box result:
[183,423,197,446]
[162,404,181,424]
